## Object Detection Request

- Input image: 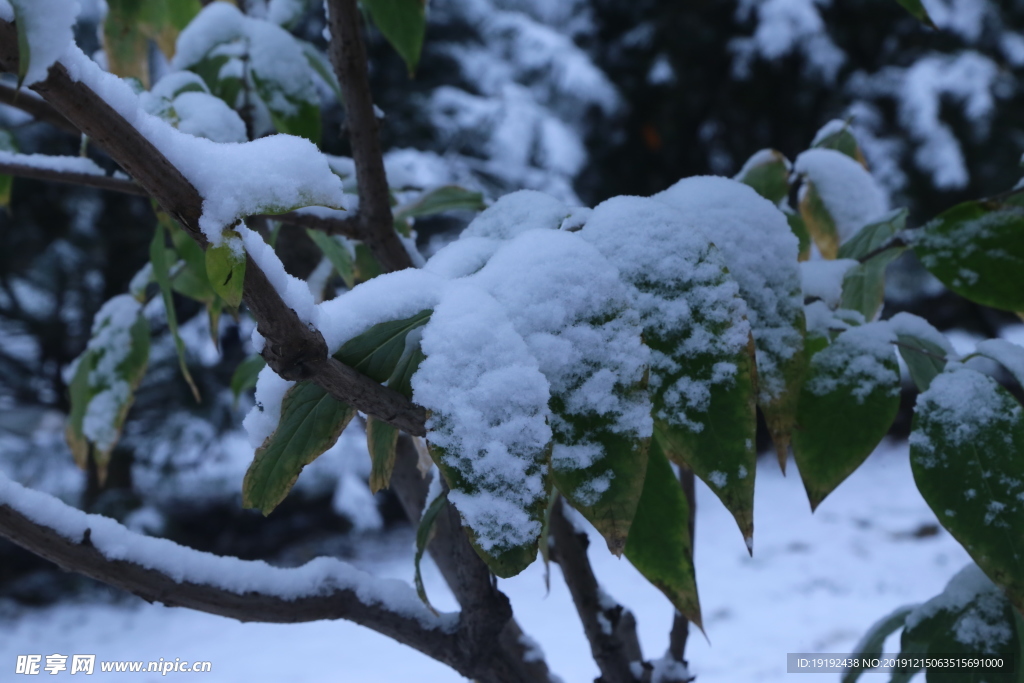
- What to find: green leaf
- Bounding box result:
[366,416,399,493]
[393,185,487,222]
[786,210,812,261]
[305,229,355,290]
[360,0,427,76]
[841,605,916,683]
[252,70,322,144]
[912,199,1024,312]
[64,351,96,470]
[735,149,790,205]
[12,1,30,87]
[354,243,384,282]
[539,489,558,593]
[414,487,447,612]
[895,334,948,393]
[624,438,702,630]
[799,179,840,259]
[102,0,202,85]
[910,367,1024,616]
[205,234,246,309]
[0,129,17,210]
[897,565,1018,683]
[150,219,201,402]
[298,39,343,102]
[334,309,432,383]
[893,0,937,28]
[793,323,901,510]
[838,209,908,320]
[243,381,357,515]
[230,354,266,406]
[812,122,867,167]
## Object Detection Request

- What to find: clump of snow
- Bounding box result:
[799,259,858,309]
[143,86,248,144]
[805,321,899,403]
[794,149,889,242]
[887,312,955,357]
[9,0,80,86]
[580,196,750,433]
[653,176,803,403]
[413,283,551,553]
[913,366,1023,453]
[59,45,348,244]
[461,190,569,240]
[423,236,500,280]
[905,563,1013,650]
[238,225,318,328]
[242,365,294,449]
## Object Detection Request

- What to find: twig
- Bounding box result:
[550,498,646,683]
[857,236,908,264]
[0,160,146,195]
[0,81,79,134]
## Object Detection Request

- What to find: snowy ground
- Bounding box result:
[0,440,966,682]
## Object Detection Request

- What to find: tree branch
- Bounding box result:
[0,81,79,134]
[550,498,646,683]
[325,0,413,272]
[0,160,146,195]
[0,19,426,436]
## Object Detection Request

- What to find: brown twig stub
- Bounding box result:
[326,0,413,273]
[550,499,647,683]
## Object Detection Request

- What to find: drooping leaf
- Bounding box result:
[624,437,702,630]
[334,309,432,383]
[205,233,246,308]
[841,605,917,683]
[393,185,487,222]
[366,416,399,493]
[360,0,427,76]
[305,228,355,289]
[838,209,908,320]
[243,381,357,515]
[414,486,447,612]
[895,564,1018,683]
[910,367,1024,615]
[735,149,790,205]
[893,0,937,28]
[793,322,901,510]
[912,199,1024,312]
[230,354,266,406]
[799,179,840,259]
[150,218,201,402]
[64,351,94,469]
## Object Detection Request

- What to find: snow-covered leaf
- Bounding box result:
[305,229,355,290]
[366,416,399,494]
[582,196,756,545]
[793,322,900,510]
[242,381,356,515]
[334,309,431,383]
[838,209,908,320]
[361,0,427,76]
[624,437,702,631]
[841,604,917,683]
[897,565,1018,683]
[393,185,486,222]
[786,210,812,261]
[890,312,952,392]
[252,71,322,144]
[912,199,1024,313]
[205,233,246,308]
[973,339,1024,389]
[10,0,79,87]
[150,218,201,402]
[64,295,150,483]
[811,120,866,168]
[230,354,265,406]
[735,149,790,204]
[911,367,1024,615]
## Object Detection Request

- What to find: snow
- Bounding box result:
[242,365,294,450]
[973,339,1024,389]
[730,0,845,83]
[912,366,1022,452]
[0,471,454,631]
[810,119,849,147]
[0,151,106,176]
[8,0,80,86]
[799,259,858,308]
[0,442,970,682]
[904,563,1012,649]
[653,176,803,403]
[58,45,348,245]
[461,190,569,240]
[805,321,899,403]
[165,92,248,144]
[794,148,889,242]
[886,312,955,357]
[238,225,318,328]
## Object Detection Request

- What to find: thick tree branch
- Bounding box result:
[0,160,146,195]
[325,0,413,272]
[0,81,79,134]
[550,499,646,683]
[0,20,426,436]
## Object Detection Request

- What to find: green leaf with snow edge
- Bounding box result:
[841,604,917,683]
[759,310,807,474]
[306,229,355,290]
[205,233,245,308]
[792,322,900,510]
[896,334,948,392]
[150,219,201,402]
[394,185,487,222]
[897,564,1018,683]
[811,123,866,167]
[910,367,1024,616]
[361,0,427,76]
[243,381,356,515]
[838,210,908,321]
[799,179,840,260]
[736,149,790,205]
[912,200,1024,313]
[334,309,432,384]
[624,436,702,631]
